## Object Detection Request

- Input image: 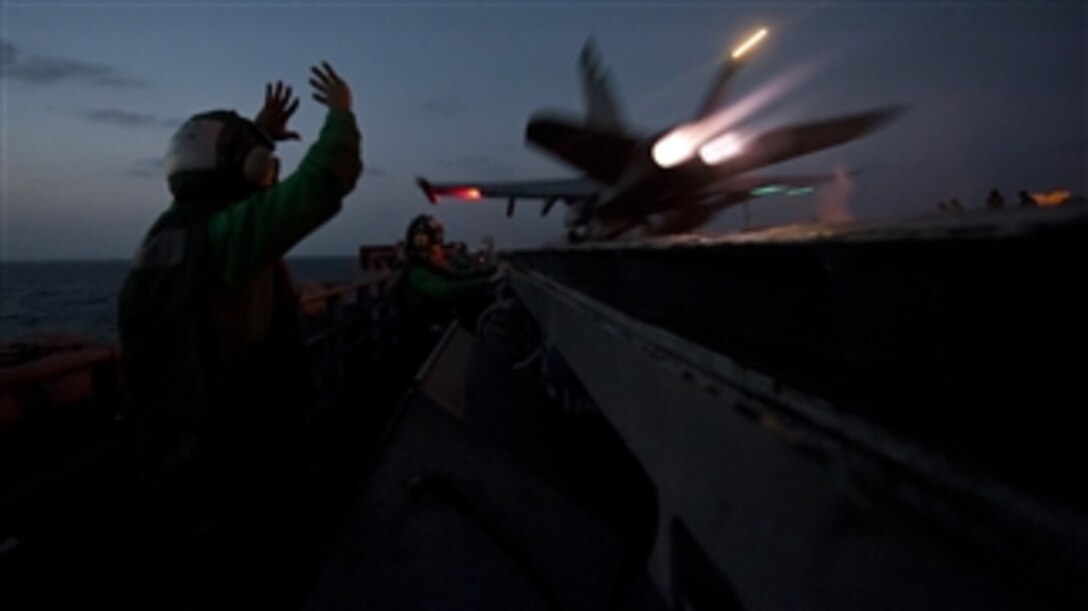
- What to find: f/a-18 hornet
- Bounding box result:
[418,29,903,242]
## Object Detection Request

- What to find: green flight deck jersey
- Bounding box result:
[118,109,362,451]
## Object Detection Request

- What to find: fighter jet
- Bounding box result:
[418,29,902,242]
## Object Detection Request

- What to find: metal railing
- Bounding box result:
[298,272,399,419]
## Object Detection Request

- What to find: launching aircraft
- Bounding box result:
[417,29,903,242]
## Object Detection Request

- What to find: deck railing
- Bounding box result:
[298,271,399,418]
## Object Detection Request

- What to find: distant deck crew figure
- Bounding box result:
[1019,190,1037,207]
[987,188,1006,209]
[119,61,360,480]
[393,214,501,335]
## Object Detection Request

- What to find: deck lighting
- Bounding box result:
[751,185,783,197]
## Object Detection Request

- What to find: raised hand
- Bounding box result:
[254,80,301,142]
[309,61,352,112]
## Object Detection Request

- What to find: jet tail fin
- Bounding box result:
[694,59,743,121]
[417,177,439,204]
[579,38,626,132]
[694,28,767,121]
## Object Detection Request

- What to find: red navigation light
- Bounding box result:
[449,187,482,200]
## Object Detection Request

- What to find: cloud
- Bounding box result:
[83,108,164,128]
[1,39,149,88]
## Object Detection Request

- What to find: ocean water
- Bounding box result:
[0,256,361,344]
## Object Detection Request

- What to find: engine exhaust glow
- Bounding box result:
[731,28,768,59]
[652,127,698,168]
[698,132,743,164]
[653,63,816,170]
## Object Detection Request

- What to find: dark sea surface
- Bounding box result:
[0,256,361,344]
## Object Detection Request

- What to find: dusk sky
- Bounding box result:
[2,1,1084,261]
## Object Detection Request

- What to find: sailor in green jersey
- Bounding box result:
[394,214,503,337]
[114,62,361,607]
[119,62,361,470]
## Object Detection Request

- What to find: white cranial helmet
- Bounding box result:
[165,110,277,200]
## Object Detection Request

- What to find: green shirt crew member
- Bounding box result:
[118,63,362,465]
[393,215,502,336]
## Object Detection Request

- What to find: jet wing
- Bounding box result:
[526,115,640,184]
[417,177,601,217]
[709,106,903,178]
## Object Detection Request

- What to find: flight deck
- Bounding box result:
[2,203,1085,610]
[303,203,1088,610]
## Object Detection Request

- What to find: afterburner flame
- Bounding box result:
[698,132,743,164]
[652,63,818,171]
[732,28,768,59]
[652,127,698,168]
